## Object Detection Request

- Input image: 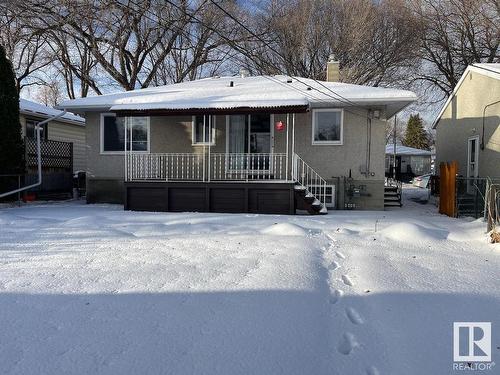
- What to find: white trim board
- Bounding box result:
[432,64,500,129]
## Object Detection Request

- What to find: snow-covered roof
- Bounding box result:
[58,75,417,118]
[473,63,500,76]
[20,99,85,126]
[385,144,431,156]
[432,63,500,129]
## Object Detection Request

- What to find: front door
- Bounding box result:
[227,114,272,172]
[467,136,479,193]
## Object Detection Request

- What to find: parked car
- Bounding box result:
[412,174,431,189]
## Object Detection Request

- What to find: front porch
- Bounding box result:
[110,110,332,214]
[124,152,328,215]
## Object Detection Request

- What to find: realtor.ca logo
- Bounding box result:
[453,322,494,371]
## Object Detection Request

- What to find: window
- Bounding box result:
[192,115,215,145]
[309,185,336,208]
[100,114,149,153]
[312,109,343,145]
[26,119,47,140]
[128,117,149,151]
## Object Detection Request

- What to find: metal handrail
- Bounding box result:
[292,153,328,208]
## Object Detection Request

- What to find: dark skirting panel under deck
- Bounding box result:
[125,182,296,215]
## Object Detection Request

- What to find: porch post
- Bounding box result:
[286,113,289,181]
[208,115,211,182]
[202,115,206,181]
[292,113,296,179]
[124,117,128,182]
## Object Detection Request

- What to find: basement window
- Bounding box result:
[100,114,150,153]
[312,109,343,145]
[192,115,216,145]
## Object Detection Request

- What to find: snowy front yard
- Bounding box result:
[0,188,499,375]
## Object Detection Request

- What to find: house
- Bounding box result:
[385,144,432,181]
[19,99,86,196]
[58,65,416,214]
[433,63,500,180]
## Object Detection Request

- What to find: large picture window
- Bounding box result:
[192,115,215,145]
[100,114,149,153]
[312,109,343,145]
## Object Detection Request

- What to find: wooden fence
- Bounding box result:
[439,161,457,217]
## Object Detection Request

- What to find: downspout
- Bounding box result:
[286,113,289,181]
[0,110,67,198]
[124,117,128,182]
[393,115,397,179]
[364,113,372,177]
[292,113,296,179]
[480,99,500,150]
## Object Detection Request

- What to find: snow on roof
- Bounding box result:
[473,63,500,76]
[58,75,417,117]
[20,99,85,125]
[432,63,500,129]
[386,144,431,156]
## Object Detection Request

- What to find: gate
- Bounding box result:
[439,161,457,217]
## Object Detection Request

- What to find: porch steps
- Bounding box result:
[384,185,402,207]
[294,185,327,215]
[457,195,484,218]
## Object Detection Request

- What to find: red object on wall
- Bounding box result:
[275,121,285,131]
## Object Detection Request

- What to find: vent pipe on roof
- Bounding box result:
[239,68,250,78]
[326,54,340,82]
[229,81,234,87]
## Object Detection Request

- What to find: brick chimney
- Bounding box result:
[326,54,340,82]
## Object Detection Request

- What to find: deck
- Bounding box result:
[124,152,328,215]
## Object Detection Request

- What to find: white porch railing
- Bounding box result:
[210,153,287,181]
[126,153,288,182]
[292,153,328,207]
[126,152,328,210]
[127,153,204,181]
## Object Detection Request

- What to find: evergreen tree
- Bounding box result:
[403,114,430,150]
[0,44,25,175]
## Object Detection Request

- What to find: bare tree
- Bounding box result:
[0,4,53,92]
[413,0,500,98]
[235,0,421,86]
[47,31,102,98]
[35,79,64,106]
[151,1,242,84]
[331,0,422,86]
[15,0,191,91]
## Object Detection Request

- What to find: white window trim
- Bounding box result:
[308,184,336,208]
[311,108,344,145]
[100,113,150,155]
[192,115,216,146]
[466,135,480,179]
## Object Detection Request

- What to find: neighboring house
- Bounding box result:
[433,63,500,180]
[58,65,416,214]
[19,99,86,196]
[385,144,432,181]
[20,99,86,172]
